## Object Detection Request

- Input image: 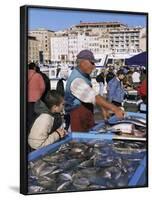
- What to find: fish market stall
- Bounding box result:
[28,112,147,194]
[93,112,146,140]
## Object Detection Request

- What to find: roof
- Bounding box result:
[75,21,127,27]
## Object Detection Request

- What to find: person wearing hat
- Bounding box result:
[107,69,125,107]
[64,49,124,132]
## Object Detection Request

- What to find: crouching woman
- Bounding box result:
[28,90,67,150]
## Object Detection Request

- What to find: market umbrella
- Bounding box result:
[125,51,147,66]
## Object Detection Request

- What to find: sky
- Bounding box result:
[28,7,147,31]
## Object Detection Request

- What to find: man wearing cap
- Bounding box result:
[65,49,124,132]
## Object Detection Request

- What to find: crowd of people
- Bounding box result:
[95,65,147,105]
[27,50,147,151]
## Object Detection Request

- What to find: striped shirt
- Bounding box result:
[70,78,96,105]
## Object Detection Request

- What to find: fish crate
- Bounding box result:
[28,112,147,194]
[92,112,146,132]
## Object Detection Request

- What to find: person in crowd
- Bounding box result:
[36,66,51,100]
[132,68,140,88]
[56,64,61,78]
[56,78,65,97]
[28,62,46,131]
[106,68,115,84]
[140,68,146,82]
[96,71,105,96]
[28,90,67,150]
[56,69,71,130]
[107,69,125,107]
[64,49,124,132]
[136,78,147,104]
[124,69,133,89]
[56,67,69,97]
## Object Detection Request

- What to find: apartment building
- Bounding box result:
[51,33,68,63]
[28,36,39,63]
[51,31,102,64]
[139,27,146,52]
[109,27,142,54]
[73,21,127,32]
[29,28,54,63]
[29,22,146,65]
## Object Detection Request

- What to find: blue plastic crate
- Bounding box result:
[28,112,147,187]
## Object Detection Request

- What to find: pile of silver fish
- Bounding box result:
[99,116,146,137]
[28,139,146,194]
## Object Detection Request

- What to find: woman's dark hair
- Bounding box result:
[29,62,36,69]
[43,90,63,109]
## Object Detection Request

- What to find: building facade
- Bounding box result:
[28,36,39,63]
[29,22,146,66]
[51,33,68,63]
[29,28,54,63]
[139,28,146,52]
[50,22,146,65]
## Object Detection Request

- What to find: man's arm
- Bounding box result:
[95,95,124,119]
[71,78,124,120]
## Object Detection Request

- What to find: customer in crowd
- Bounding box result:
[28,90,67,150]
[132,68,140,88]
[28,62,45,131]
[107,69,125,107]
[56,67,69,97]
[140,68,146,82]
[136,78,147,104]
[124,70,133,89]
[106,68,115,84]
[36,66,51,100]
[56,64,61,78]
[64,49,124,132]
[96,71,105,96]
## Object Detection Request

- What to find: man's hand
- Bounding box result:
[95,95,125,120]
[101,107,110,120]
[113,107,125,120]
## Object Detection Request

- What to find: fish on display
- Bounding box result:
[98,119,146,138]
[28,185,45,193]
[73,177,90,190]
[28,140,146,194]
[133,129,146,137]
[126,116,146,125]
[110,123,134,134]
[108,115,146,126]
[57,181,72,192]
[37,176,56,189]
